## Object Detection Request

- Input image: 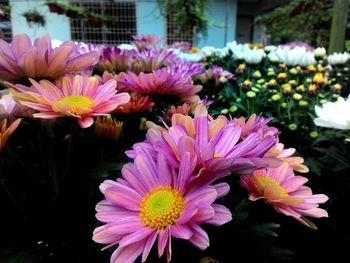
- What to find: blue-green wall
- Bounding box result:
[10,0,71,41]
[136,1,165,44]
[198,0,237,47]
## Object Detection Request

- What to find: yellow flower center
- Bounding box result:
[58,96,93,113]
[256,175,289,198]
[139,186,185,230]
[214,151,220,158]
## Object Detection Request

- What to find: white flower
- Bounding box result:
[243,48,266,64]
[314,47,326,58]
[268,52,279,62]
[264,45,277,52]
[327,52,350,65]
[314,97,350,130]
[118,44,136,50]
[275,46,315,66]
[175,50,204,62]
[201,46,217,56]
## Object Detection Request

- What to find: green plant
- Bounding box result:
[21,9,46,27]
[157,0,209,37]
[255,0,332,47]
[45,1,118,24]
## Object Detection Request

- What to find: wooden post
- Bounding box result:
[328,0,349,54]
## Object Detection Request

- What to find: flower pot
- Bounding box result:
[88,17,102,26]
[48,3,59,13]
[66,10,79,19]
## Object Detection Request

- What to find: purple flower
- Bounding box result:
[116,68,202,102]
[96,47,137,73]
[132,34,163,51]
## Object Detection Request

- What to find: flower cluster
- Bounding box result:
[94,106,328,262]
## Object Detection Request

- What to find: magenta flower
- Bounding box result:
[131,48,179,73]
[168,61,204,78]
[129,108,276,185]
[0,34,99,82]
[116,68,202,102]
[9,75,130,128]
[240,163,328,229]
[132,34,163,51]
[93,150,232,263]
[96,47,136,73]
[197,65,234,85]
[230,114,279,140]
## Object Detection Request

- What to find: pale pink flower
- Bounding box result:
[264,143,309,173]
[241,163,328,229]
[0,34,99,82]
[9,75,130,128]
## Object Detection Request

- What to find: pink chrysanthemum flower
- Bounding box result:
[93,150,232,263]
[132,34,163,51]
[131,48,179,73]
[0,118,21,153]
[231,114,279,140]
[264,143,309,173]
[9,75,130,128]
[96,47,136,73]
[112,92,154,114]
[116,68,202,102]
[128,107,276,185]
[168,61,204,78]
[166,103,192,121]
[240,163,328,229]
[0,34,99,82]
[197,65,234,86]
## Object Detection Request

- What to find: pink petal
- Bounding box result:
[206,204,233,226]
[78,116,94,128]
[170,224,192,240]
[119,227,154,247]
[110,241,144,263]
[142,231,158,262]
[104,184,141,211]
[188,224,209,250]
[157,228,169,258]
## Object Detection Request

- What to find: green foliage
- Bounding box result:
[255,0,332,47]
[157,0,209,37]
[21,10,46,27]
[45,1,118,23]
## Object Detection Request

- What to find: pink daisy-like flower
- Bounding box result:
[9,75,130,128]
[231,114,279,140]
[0,118,21,153]
[93,150,232,263]
[112,92,154,114]
[96,47,136,74]
[0,34,99,82]
[116,68,202,102]
[264,143,309,173]
[131,48,179,73]
[132,34,163,51]
[128,107,276,185]
[240,163,328,229]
